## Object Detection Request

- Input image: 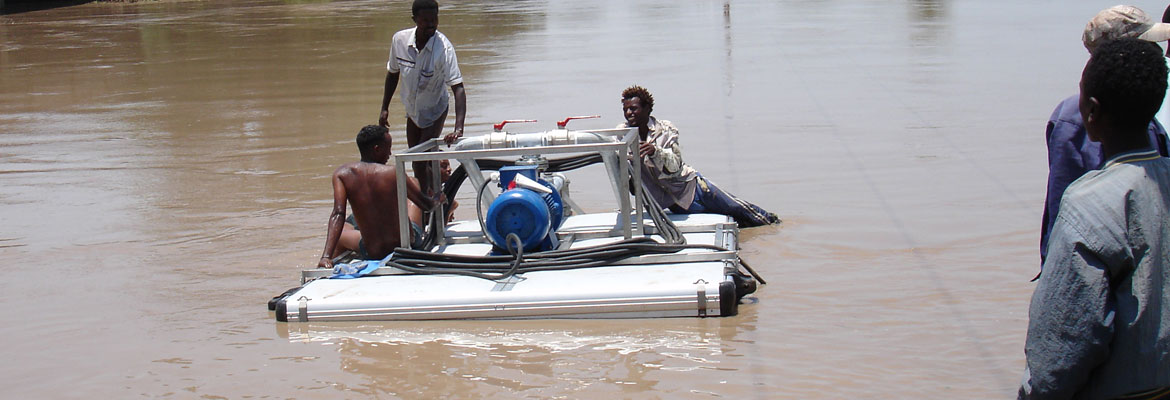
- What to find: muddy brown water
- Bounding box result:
[0,0,1156,397]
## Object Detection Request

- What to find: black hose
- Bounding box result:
[385,237,742,281]
[474,174,505,250]
[640,191,685,245]
[420,154,764,283]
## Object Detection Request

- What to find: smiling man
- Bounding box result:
[618,85,779,228]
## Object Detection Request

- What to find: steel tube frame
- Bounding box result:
[393,128,644,248]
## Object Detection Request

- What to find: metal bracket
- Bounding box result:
[297,296,310,323]
[694,279,708,317]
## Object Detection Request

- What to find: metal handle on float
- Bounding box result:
[493,119,538,132]
[556,115,600,129]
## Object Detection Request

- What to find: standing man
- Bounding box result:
[379,0,466,192]
[618,85,779,228]
[1156,4,1170,129]
[1041,5,1170,264]
[317,125,441,269]
[1020,38,1170,399]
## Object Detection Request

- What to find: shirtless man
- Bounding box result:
[317,125,441,269]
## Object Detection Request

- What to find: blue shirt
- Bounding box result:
[1021,149,1170,399]
[1040,95,1169,262]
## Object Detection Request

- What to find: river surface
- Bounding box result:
[1,0,1158,397]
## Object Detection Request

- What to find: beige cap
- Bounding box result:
[1082,5,1170,52]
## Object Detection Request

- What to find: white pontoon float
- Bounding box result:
[270,120,762,322]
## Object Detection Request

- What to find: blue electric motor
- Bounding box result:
[485,165,565,252]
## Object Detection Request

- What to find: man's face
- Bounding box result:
[375,132,394,163]
[622,97,650,128]
[439,159,452,182]
[412,9,439,43]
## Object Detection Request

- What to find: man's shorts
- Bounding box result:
[347,215,427,258]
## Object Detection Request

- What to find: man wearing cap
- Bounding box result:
[1020,38,1170,400]
[379,0,466,193]
[1156,4,1170,130]
[1040,5,1170,266]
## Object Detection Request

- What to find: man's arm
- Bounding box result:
[318,171,349,269]
[1019,218,1114,399]
[405,174,441,213]
[1041,109,1088,263]
[444,83,466,145]
[379,71,400,127]
[650,122,685,175]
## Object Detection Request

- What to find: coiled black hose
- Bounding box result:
[386,237,731,279]
[402,153,766,282]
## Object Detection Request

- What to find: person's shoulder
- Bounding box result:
[371,162,399,178]
[435,31,457,48]
[392,28,414,42]
[1049,94,1082,123]
[1056,160,1170,257]
[1060,163,1143,218]
[1054,169,1116,241]
[655,118,678,132]
[332,161,361,178]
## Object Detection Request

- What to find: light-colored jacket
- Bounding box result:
[620,117,698,209]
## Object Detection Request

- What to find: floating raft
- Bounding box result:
[272,213,756,321]
[271,127,761,322]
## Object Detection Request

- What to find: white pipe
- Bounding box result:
[449,129,624,152]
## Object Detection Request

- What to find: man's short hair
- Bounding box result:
[1083,38,1168,129]
[621,85,654,112]
[357,125,389,154]
[412,0,438,16]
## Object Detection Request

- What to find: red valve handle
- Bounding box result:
[556,115,601,129]
[493,119,538,132]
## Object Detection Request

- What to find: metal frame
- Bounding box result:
[393,128,644,249]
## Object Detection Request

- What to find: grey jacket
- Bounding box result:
[1021,149,1170,399]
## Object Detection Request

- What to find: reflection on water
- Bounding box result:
[909,0,947,46]
[0,0,1136,397]
[278,316,756,396]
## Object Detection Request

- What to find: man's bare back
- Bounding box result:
[335,161,412,258]
[318,125,436,269]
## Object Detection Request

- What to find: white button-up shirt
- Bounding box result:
[387,28,463,128]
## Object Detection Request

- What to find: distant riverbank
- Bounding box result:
[2,0,172,15]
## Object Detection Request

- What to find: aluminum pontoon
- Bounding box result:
[270,121,762,322]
